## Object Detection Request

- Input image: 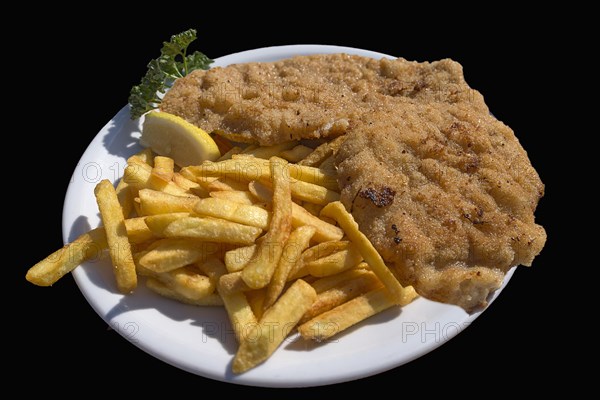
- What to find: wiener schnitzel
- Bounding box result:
[161,54,486,145]
[161,54,546,311]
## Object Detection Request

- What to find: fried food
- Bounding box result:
[162,53,546,311]
[335,106,546,311]
[160,54,489,145]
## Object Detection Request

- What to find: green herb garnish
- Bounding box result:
[128,29,212,119]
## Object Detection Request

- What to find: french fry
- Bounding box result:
[138,189,199,215]
[259,174,339,205]
[209,190,256,205]
[240,141,296,159]
[245,289,267,320]
[172,173,210,197]
[309,264,370,293]
[197,257,228,286]
[150,155,175,186]
[123,216,156,244]
[279,145,314,162]
[298,286,418,342]
[224,244,258,273]
[249,181,343,242]
[242,157,292,289]
[163,216,262,245]
[194,198,270,229]
[302,201,323,217]
[124,160,189,196]
[95,179,137,293]
[146,278,223,306]
[144,213,190,236]
[298,135,345,166]
[128,148,154,166]
[138,238,213,273]
[26,217,155,287]
[264,225,316,309]
[305,245,364,277]
[300,271,382,324]
[218,276,258,343]
[288,240,350,280]
[190,156,337,191]
[240,144,259,154]
[321,201,410,304]
[232,279,317,373]
[218,271,252,294]
[115,178,134,218]
[26,227,108,286]
[286,164,338,191]
[144,265,215,301]
[217,146,243,161]
[318,154,335,170]
[188,157,270,182]
[207,177,250,192]
[210,132,235,155]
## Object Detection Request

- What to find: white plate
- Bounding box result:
[64,45,514,387]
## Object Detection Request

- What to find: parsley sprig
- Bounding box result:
[128,29,212,119]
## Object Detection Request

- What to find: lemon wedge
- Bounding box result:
[140,112,220,167]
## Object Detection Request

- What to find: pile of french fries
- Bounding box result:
[26,138,418,373]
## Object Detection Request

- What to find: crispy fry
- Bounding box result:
[144,213,190,236]
[288,240,350,280]
[298,286,418,342]
[240,141,296,159]
[258,175,339,205]
[124,160,189,196]
[207,177,250,192]
[123,216,156,244]
[224,244,258,273]
[163,216,262,245]
[321,201,410,304]
[138,189,199,215]
[115,178,134,218]
[218,276,258,343]
[242,157,292,289]
[245,289,267,320]
[286,164,338,191]
[309,265,370,293]
[264,225,316,309]
[138,238,215,273]
[150,155,175,187]
[188,157,270,182]
[209,190,256,205]
[305,244,364,277]
[302,201,323,217]
[146,278,223,306]
[210,133,235,155]
[194,198,270,229]
[218,271,252,294]
[142,265,214,301]
[95,179,137,293]
[249,181,343,242]
[217,146,243,161]
[172,173,210,197]
[300,271,382,323]
[128,147,154,166]
[26,227,108,286]
[298,135,345,166]
[232,279,316,373]
[197,257,228,286]
[279,145,314,162]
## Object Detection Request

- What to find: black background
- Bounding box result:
[15,10,561,396]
